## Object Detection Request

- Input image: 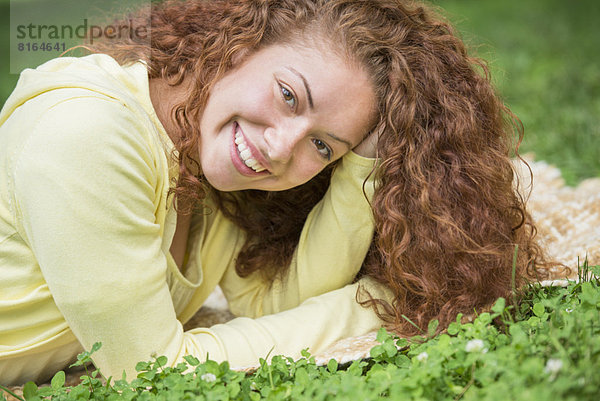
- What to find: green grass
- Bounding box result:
[433,0,600,185]
[0,1,14,103]
[3,263,599,400]
[2,0,599,184]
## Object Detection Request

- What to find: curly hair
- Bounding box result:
[90,0,551,335]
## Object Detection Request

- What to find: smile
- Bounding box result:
[230,122,270,176]
[235,133,266,172]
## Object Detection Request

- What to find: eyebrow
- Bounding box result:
[285,66,314,109]
[327,133,353,150]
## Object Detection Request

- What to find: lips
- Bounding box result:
[229,122,271,176]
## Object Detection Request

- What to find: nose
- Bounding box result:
[264,120,309,163]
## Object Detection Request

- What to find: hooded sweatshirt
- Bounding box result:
[0,54,386,385]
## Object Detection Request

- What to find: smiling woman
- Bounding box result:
[0,0,551,386]
[162,41,377,192]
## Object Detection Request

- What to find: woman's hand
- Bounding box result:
[352,129,378,158]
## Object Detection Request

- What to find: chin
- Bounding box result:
[199,169,233,192]
[204,178,239,192]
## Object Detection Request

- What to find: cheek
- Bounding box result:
[202,78,273,128]
[288,156,325,186]
[243,84,276,116]
[222,76,274,114]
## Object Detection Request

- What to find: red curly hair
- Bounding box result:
[90,0,551,335]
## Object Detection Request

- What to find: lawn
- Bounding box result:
[433,0,600,185]
[3,264,599,400]
[1,0,599,185]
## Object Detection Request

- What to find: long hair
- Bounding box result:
[91,0,551,334]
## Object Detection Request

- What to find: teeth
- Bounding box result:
[234,127,267,173]
[240,149,252,160]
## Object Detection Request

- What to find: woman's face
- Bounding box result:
[197,42,377,191]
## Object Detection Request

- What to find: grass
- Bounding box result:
[433,0,600,185]
[1,0,599,184]
[2,262,599,400]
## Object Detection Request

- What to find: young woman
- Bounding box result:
[0,0,547,385]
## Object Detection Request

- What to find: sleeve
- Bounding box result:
[13,95,387,378]
[179,277,389,369]
[219,152,378,318]
[12,96,182,380]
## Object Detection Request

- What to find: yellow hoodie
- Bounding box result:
[0,54,387,385]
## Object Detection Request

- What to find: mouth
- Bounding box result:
[230,122,271,176]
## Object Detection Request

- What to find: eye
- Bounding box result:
[312,138,332,161]
[279,83,296,110]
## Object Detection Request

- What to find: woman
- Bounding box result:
[0,0,547,385]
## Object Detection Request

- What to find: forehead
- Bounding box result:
[226,41,378,145]
[253,42,375,109]
[256,38,361,78]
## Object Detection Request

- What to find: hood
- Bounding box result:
[0,54,154,126]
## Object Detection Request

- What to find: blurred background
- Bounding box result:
[1,0,598,185]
